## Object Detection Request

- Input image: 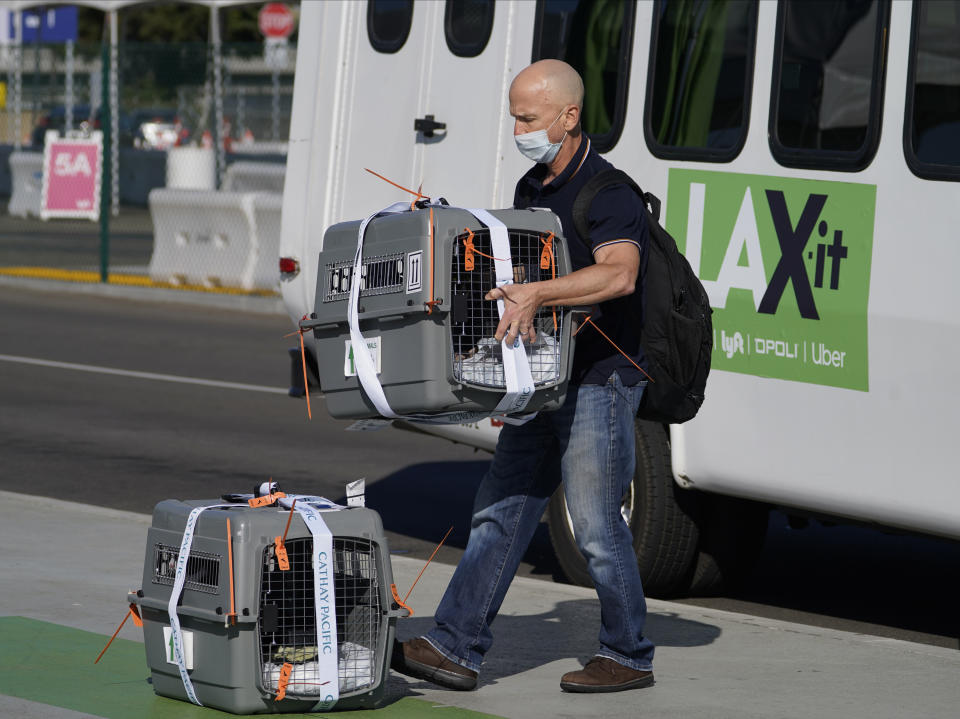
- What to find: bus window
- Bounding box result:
[368,0,414,54]
[905,0,960,181]
[644,0,758,162]
[532,0,636,152]
[769,0,890,171]
[445,0,495,58]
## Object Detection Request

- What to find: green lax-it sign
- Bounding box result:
[666,169,876,391]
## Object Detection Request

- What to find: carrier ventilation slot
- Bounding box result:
[451,228,563,389]
[153,544,221,594]
[259,537,383,698]
[324,253,405,302]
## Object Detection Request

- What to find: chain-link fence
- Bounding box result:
[0,32,293,294]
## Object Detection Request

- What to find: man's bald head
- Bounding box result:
[510,60,584,113]
[509,60,585,147]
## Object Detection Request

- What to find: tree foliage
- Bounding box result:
[76,2,294,44]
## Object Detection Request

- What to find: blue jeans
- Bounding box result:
[425,372,655,672]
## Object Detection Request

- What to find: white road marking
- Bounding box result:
[0,353,288,395]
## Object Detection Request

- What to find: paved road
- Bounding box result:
[1,282,958,651]
[0,204,153,271]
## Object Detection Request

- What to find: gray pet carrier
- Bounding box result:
[130,496,404,714]
[301,204,576,421]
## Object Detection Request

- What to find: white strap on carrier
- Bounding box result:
[347,202,536,425]
[167,503,234,707]
[167,497,343,709]
[284,496,339,710]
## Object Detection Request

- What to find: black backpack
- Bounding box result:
[572,169,712,424]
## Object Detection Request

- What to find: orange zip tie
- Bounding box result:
[462,233,509,263]
[572,314,591,337]
[298,319,311,420]
[94,603,142,664]
[275,662,293,701]
[425,206,441,314]
[248,491,287,508]
[274,498,297,572]
[274,536,290,572]
[463,228,476,271]
[471,247,509,262]
[575,316,655,383]
[284,317,312,420]
[364,167,426,202]
[282,498,297,541]
[226,517,238,625]
[129,603,143,628]
[410,182,425,211]
[541,233,558,332]
[540,232,554,270]
[404,526,454,605]
[390,583,414,617]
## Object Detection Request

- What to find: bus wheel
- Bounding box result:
[686,496,769,596]
[546,419,700,598]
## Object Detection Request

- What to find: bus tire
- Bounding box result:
[546,419,700,597]
[686,496,769,596]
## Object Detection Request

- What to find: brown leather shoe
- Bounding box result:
[391,638,478,690]
[560,656,654,693]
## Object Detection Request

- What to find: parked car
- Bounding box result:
[30,105,190,149]
[124,108,190,150]
[30,104,95,147]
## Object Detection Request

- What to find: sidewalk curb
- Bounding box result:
[0,274,288,315]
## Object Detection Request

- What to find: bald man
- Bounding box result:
[392,60,655,694]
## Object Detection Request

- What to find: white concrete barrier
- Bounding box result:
[249,193,283,290]
[8,151,44,218]
[223,161,286,193]
[148,188,281,291]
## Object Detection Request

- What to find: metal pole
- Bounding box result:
[65,39,74,132]
[99,38,111,283]
[272,69,280,141]
[211,5,224,187]
[13,9,22,149]
[237,86,245,139]
[109,9,118,216]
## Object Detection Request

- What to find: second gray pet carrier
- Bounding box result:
[130,495,404,714]
[302,203,576,421]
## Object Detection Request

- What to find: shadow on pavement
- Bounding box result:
[362,460,564,580]
[396,598,721,687]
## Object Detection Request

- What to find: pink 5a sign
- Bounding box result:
[41,131,103,220]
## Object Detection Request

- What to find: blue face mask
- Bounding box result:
[514,110,567,164]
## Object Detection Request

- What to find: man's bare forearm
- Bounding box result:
[529,262,637,308]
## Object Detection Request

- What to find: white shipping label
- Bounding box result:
[163,626,194,669]
[406,251,423,294]
[344,337,382,377]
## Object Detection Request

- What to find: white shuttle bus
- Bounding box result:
[279,0,960,596]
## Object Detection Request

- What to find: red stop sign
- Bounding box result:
[258,3,295,39]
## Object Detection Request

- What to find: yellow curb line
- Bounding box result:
[0,267,279,297]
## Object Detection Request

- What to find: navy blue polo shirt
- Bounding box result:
[513,137,649,386]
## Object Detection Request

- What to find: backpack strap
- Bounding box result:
[571,168,661,249]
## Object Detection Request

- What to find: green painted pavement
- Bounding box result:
[0,617,502,719]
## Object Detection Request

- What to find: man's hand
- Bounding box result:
[485,283,541,345]
[483,243,639,346]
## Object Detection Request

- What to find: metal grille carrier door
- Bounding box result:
[307,205,576,420]
[132,499,403,714]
